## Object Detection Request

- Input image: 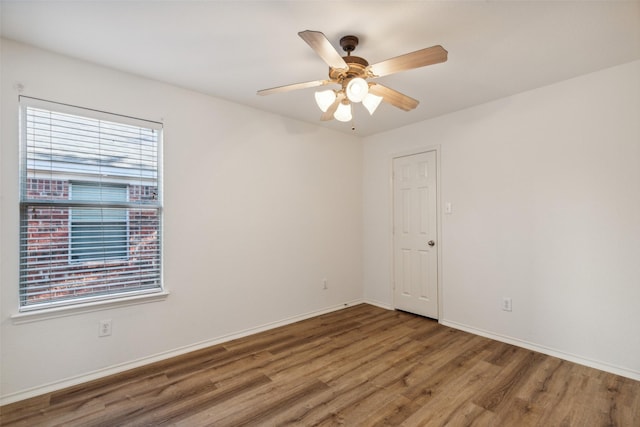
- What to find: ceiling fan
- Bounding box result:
[257,30,448,123]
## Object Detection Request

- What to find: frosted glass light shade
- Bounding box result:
[346,78,369,103]
[314,90,337,112]
[333,102,352,122]
[362,93,383,115]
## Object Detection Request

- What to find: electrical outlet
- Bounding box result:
[99,319,112,337]
[322,278,328,290]
[502,297,512,312]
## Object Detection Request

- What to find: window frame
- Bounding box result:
[18,96,164,312]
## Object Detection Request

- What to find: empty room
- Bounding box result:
[1,1,639,425]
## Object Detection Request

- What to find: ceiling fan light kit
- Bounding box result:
[257,30,448,126]
[333,101,353,122]
[345,77,369,102]
[362,93,383,115]
[314,89,337,112]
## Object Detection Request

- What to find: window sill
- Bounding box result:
[10,291,170,324]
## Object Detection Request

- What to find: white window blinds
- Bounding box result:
[19,97,163,311]
[70,182,129,262]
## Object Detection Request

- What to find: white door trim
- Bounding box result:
[389,146,442,319]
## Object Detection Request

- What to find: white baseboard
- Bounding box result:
[363,298,393,310]
[440,319,640,382]
[0,299,364,406]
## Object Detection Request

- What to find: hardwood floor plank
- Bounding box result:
[418,401,494,427]
[484,340,521,367]
[314,384,403,426]
[130,372,273,426]
[299,381,385,426]
[0,394,50,425]
[600,374,639,426]
[315,335,419,384]
[6,396,106,427]
[473,348,546,412]
[510,356,574,425]
[399,336,495,402]
[216,379,329,426]
[399,359,501,426]
[2,303,638,427]
[364,395,421,426]
[173,378,328,426]
[75,373,220,427]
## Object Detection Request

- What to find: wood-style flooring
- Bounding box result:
[1,303,639,426]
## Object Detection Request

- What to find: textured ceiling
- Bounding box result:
[2,1,639,136]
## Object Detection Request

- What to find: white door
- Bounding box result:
[393,151,438,318]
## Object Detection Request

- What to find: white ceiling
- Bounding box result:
[1,1,639,136]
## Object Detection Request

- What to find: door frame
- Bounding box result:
[389,146,443,320]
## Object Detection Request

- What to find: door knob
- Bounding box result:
[428,240,435,247]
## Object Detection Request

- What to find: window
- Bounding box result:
[70,182,128,262]
[19,97,163,311]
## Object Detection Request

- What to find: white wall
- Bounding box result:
[0,39,363,403]
[363,60,640,379]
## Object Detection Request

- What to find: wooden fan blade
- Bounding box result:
[321,92,345,121]
[369,45,447,77]
[257,80,330,96]
[369,83,419,111]
[298,30,348,70]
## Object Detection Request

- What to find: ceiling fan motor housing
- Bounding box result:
[329,55,369,81]
[330,36,370,83]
